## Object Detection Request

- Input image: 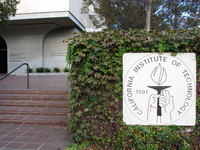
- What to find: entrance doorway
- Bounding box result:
[0,36,7,73]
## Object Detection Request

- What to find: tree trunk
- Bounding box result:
[173,2,179,29]
[146,0,152,32]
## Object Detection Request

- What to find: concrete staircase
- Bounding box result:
[0,90,68,126]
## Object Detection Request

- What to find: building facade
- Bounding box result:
[0,0,95,74]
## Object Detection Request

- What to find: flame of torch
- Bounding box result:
[151,63,167,85]
[148,63,170,117]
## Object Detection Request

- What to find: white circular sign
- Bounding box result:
[123,53,196,125]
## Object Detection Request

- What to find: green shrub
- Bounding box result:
[44,67,51,73]
[53,67,60,73]
[27,67,33,73]
[65,142,89,150]
[66,29,200,150]
[63,67,70,72]
[36,67,45,73]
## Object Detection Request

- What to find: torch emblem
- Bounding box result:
[147,63,174,123]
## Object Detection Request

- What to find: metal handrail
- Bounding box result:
[0,63,29,89]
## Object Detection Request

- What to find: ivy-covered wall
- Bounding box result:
[66,29,200,150]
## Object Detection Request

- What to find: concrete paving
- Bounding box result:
[0,74,70,91]
[0,124,70,150]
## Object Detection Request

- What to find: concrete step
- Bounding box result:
[0,94,68,101]
[0,90,69,126]
[0,106,68,116]
[0,90,68,95]
[0,90,68,101]
[0,99,68,108]
[0,114,67,126]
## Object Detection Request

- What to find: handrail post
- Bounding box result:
[26,63,30,89]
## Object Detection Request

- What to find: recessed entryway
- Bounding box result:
[0,36,7,73]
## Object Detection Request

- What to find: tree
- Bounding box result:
[0,0,19,25]
[83,0,200,30]
[146,0,152,31]
[157,0,200,29]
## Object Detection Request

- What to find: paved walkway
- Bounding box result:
[0,124,70,150]
[0,74,70,91]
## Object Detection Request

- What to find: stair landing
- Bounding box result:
[0,74,69,91]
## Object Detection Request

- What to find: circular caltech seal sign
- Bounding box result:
[123,53,196,126]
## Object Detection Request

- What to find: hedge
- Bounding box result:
[66,29,200,150]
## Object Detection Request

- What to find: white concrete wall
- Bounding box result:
[10,0,95,30]
[43,27,79,69]
[16,0,69,14]
[0,24,57,74]
[69,0,95,29]
[0,25,79,74]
